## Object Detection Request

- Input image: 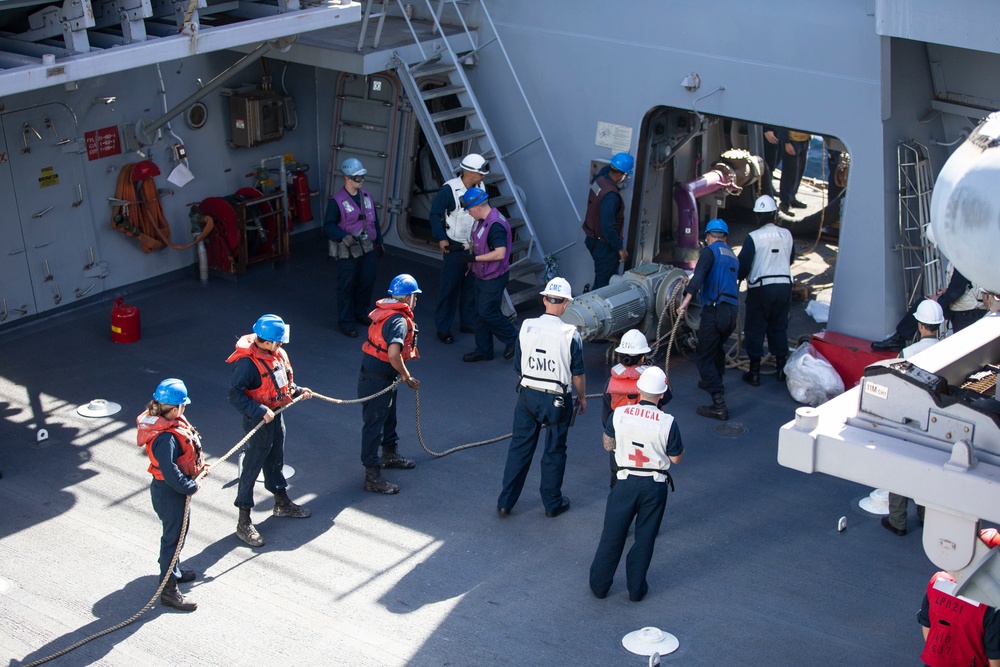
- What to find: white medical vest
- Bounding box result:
[612,403,675,483]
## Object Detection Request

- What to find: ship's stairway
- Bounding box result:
[359,0,565,314]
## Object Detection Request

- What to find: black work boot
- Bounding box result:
[775,356,787,382]
[236,508,264,547]
[696,392,729,421]
[273,489,311,518]
[364,466,399,494]
[161,580,197,612]
[380,447,416,470]
[742,357,761,386]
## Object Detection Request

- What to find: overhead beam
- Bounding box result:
[0,1,361,96]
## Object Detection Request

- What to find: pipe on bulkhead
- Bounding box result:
[672,164,737,268]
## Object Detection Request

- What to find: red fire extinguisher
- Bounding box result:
[111,296,141,344]
[290,165,314,225]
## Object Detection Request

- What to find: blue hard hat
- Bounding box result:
[388,274,422,296]
[610,152,635,175]
[253,314,290,343]
[341,158,367,178]
[704,218,729,236]
[461,187,489,209]
[153,378,191,406]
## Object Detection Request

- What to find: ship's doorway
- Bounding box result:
[395,78,470,256]
[629,106,846,261]
[0,104,100,322]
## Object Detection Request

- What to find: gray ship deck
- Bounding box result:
[2,234,933,666]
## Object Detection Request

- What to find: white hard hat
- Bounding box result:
[459,153,490,175]
[540,277,574,300]
[754,195,777,213]
[914,299,945,325]
[615,329,651,355]
[636,366,668,395]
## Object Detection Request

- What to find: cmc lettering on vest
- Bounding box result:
[528,353,556,373]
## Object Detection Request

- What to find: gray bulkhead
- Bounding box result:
[1,0,1000,343]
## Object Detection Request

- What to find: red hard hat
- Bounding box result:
[980,528,1000,548]
[131,160,161,182]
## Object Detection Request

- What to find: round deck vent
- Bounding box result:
[714,422,747,437]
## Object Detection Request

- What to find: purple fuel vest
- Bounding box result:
[333,188,377,239]
[471,208,511,281]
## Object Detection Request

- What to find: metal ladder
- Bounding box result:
[897,140,945,309]
[365,0,569,313]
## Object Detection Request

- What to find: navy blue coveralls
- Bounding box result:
[430,186,476,336]
[589,402,683,602]
[358,314,409,468]
[497,324,585,513]
[149,432,198,580]
[324,193,383,331]
[685,242,739,395]
[229,359,290,509]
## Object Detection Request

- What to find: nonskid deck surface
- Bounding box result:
[2,240,931,666]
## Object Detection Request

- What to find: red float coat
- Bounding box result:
[363,300,419,362]
[226,334,295,409]
[136,412,204,480]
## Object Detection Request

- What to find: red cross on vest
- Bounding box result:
[629,448,650,467]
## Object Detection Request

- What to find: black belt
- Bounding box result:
[616,467,675,491]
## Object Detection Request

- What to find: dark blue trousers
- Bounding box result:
[434,250,476,335]
[498,387,571,513]
[586,237,619,290]
[589,475,669,600]
[336,250,377,328]
[743,284,791,359]
[150,479,187,580]
[473,272,518,356]
[235,413,287,509]
[358,368,398,468]
[779,140,809,206]
[694,302,737,395]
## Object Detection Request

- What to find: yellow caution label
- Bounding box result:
[39,166,59,188]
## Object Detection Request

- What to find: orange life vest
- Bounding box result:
[136,411,204,480]
[226,334,295,409]
[606,363,647,411]
[362,299,419,362]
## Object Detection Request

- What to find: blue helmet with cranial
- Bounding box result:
[153,378,191,406]
[704,218,729,236]
[253,314,290,343]
[388,274,422,296]
[460,187,489,209]
[341,158,367,177]
[610,152,635,175]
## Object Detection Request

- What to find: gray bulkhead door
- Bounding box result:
[1,104,100,315]
[328,73,401,246]
[0,144,33,323]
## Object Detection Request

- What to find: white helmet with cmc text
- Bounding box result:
[540,277,574,301]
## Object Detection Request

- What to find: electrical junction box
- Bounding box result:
[229,90,285,148]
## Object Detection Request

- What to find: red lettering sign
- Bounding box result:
[85,126,122,161]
